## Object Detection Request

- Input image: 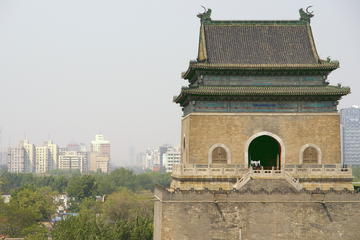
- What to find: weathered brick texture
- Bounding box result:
[182,113,341,166]
[154,187,360,240]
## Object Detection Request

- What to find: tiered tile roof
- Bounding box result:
[176,8,350,107]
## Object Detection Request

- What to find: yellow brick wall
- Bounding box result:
[181,113,341,166]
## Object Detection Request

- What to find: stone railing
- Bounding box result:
[172,164,352,178]
[172,164,248,177]
[284,164,352,177]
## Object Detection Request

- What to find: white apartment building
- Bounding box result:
[7,140,36,173]
[58,151,87,173]
[22,140,36,172]
[35,146,50,173]
[142,147,160,170]
[44,140,59,170]
[7,146,26,173]
[162,147,181,173]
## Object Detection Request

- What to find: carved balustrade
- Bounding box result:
[172,164,352,178]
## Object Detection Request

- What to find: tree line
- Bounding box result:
[0,168,171,195]
[0,168,171,239]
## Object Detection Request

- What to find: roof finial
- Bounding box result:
[197,6,212,23]
[299,6,314,23]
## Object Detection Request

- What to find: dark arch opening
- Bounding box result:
[248,135,281,169]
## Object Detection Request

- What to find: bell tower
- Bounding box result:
[170,7,353,191]
[153,9,360,240]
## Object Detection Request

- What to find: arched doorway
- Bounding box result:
[248,135,281,169]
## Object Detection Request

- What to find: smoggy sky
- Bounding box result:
[0,0,359,166]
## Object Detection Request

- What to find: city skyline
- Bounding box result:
[0,0,359,166]
[5,134,111,173]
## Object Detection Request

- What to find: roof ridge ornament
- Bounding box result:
[299,6,314,23]
[197,6,212,23]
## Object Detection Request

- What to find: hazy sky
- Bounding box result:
[0,0,359,166]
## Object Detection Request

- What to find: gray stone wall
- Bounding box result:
[154,186,360,240]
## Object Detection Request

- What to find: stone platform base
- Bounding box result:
[171,165,354,191]
[154,183,360,240]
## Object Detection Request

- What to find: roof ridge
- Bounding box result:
[205,20,306,25]
[197,7,314,24]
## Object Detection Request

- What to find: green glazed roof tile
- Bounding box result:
[174,86,350,103]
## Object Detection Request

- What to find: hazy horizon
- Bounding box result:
[1,0,359,166]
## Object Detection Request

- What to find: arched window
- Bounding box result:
[212,147,227,164]
[303,146,318,164]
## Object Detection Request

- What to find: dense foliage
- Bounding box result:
[0,168,171,239]
[0,187,55,238]
[0,168,171,195]
[52,190,153,240]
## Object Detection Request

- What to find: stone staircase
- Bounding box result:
[233,168,303,191]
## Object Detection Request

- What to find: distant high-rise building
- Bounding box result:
[58,151,87,173]
[341,106,360,165]
[89,134,110,173]
[7,146,26,173]
[35,146,51,173]
[21,140,36,172]
[162,147,181,173]
[78,143,88,172]
[90,134,110,155]
[159,144,171,167]
[141,146,178,172]
[44,140,58,170]
[7,140,35,173]
[143,147,160,170]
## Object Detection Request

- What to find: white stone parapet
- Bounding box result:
[172,164,352,178]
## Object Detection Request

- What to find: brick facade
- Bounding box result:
[182,113,341,166]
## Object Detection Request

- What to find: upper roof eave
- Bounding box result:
[181,62,340,79]
[174,85,350,104]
